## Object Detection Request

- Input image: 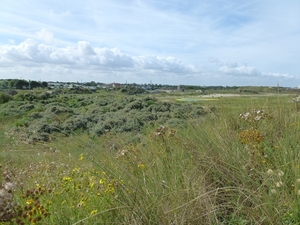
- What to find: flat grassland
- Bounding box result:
[1,88,300,224]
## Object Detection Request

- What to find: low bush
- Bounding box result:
[0,92,12,104]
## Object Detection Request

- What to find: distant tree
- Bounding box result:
[15,79,29,89]
[0,80,9,89]
[85,81,97,86]
[30,80,42,89]
[8,79,17,89]
[41,81,48,88]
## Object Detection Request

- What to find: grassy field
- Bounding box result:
[1,89,300,224]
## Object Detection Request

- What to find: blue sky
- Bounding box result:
[0,0,300,86]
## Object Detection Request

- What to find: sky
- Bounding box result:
[0,0,300,86]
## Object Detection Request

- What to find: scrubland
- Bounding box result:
[1,88,300,224]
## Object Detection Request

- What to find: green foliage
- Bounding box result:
[0,79,49,90]
[0,92,12,104]
[0,80,9,89]
[14,92,38,101]
[15,116,30,127]
[0,91,210,142]
[120,85,145,95]
[5,89,18,96]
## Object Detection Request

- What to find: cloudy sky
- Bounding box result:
[0,0,300,86]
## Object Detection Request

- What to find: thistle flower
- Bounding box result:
[277,170,284,177]
[276,181,283,188]
[267,169,274,175]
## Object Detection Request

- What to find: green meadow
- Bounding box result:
[1,88,300,224]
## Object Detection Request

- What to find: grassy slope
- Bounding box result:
[1,91,300,224]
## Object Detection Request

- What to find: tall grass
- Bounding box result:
[1,95,300,224]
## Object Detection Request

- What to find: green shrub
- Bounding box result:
[13,92,25,101]
[0,92,12,104]
[5,89,18,96]
[19,104,35,112]
[62,115,90,133]
[15,116,29,127]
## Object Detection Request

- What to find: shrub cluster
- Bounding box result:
[0,92,208,143]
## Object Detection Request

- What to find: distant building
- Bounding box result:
[177,85,184,92]
[112,82,122,88]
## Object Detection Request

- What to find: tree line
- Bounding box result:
[0,79,48,90]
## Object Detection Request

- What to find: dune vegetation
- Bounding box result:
[1,87,300,224]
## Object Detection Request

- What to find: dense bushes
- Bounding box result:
[0,91,208,142]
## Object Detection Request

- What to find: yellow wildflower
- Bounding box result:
[138,163,145,170]
[79,153,84,160]
[89,181,95,188]
[62,176,72,181]
[26,199,34,205]
[99,179,105,184]
[89,176,96,187]
[90,210,98,215]
[105,184,115,194]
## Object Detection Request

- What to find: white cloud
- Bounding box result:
[36,29,54,43]
[218,61,294,80]
[209,58,260,77]
[93,47,135,67]
[78,41,96,56]
[262,72,293,79]
[0,39,197,75]
[2,39,38,61]
[219,64,260,77]
[135,55,197,73]
[0,38,296,85]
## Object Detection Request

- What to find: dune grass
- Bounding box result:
[1,94,300,224]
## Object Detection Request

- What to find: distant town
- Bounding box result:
[0,78,299,94]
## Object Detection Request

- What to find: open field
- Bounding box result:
[1,88,300,224]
